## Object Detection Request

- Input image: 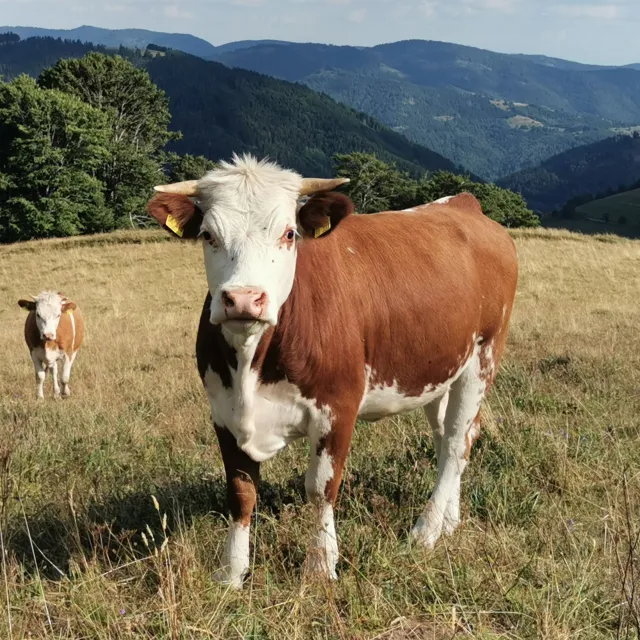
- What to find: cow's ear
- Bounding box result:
[298,192,355,239]
[147,193,204,239]
[18,299,36,311]
[62,301,77,312]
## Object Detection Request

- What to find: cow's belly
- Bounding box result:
[31,345,63,366]
[203,368,309,462]
[358,367,461,422]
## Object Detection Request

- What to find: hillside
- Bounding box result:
[0,36,466,179]
[1,227,638,637]
[216,40,640,179]
[499,134,640,212]
[145,53,466,177]
[0,25,218,58]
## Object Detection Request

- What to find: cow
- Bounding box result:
[146,154,518,588]
[18,291,84,400]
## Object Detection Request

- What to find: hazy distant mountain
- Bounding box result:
[499,134,640,212]
[0,25,218,58]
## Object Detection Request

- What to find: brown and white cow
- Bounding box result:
[18,291,84,400]
[147,154,518,588]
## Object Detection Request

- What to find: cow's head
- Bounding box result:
[147,154,353,337]
[18,291,77,341]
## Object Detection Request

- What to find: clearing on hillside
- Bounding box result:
[0,227,638,639]
[576,187,640,226]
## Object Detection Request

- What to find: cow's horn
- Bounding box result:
[153,180,199,196]
[299,177,350,196]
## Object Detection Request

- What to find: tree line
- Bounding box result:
[0,52,538,243]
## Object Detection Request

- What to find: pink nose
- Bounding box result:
[221,288,267,320]
[43,332,55,341]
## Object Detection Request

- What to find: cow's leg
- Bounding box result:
[213,425,260,589]
[61,351,76,397]
[51,360,61,399]
[411,355,485,548]
[31,353,46,400]
[305,409,356,579]
[424,390,449,462]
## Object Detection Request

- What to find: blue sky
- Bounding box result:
[2,0,639,65]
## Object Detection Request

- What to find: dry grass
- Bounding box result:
[0,227,638,639]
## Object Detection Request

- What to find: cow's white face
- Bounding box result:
[21,292,66,341]
[196,164,302,333]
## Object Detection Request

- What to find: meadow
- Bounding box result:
[0,227,638,639]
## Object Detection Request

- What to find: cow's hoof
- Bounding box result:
[213,567,246,590]
[410,513,443,549]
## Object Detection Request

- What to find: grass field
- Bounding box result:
[0,227,639,639]
[576,188,640,228]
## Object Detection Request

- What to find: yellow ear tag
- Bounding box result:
[314,218,331,238]
[66,309,73,315]
[165,214,183,237]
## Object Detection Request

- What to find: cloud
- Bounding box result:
[551,3,621,19]
[163,4,193,18]
[456,0,520,14]
[419,2,438,18]
[348,8,366,22]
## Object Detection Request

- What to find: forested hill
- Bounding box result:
[499,134,640,212]
[0,36,467,178]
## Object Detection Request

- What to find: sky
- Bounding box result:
[1,0,639,66]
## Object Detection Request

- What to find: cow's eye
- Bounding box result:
[285,229,295,241]
[201,230,217,247]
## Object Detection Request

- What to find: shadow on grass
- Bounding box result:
[7,473,309,580]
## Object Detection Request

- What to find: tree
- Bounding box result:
[335,152,539,227]
[163,152,218,183]
[334,152,417,213]
[0,75,112,242]
[0,33,20,45]
[38,53,179,224]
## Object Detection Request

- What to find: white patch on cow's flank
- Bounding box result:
[214,521,250,589]
[434,195,455,204]
[358,363,466,422]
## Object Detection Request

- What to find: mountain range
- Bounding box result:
[0,35,464,179]
[3,25,640,215]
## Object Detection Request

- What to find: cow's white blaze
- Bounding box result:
[196,155,304,330]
